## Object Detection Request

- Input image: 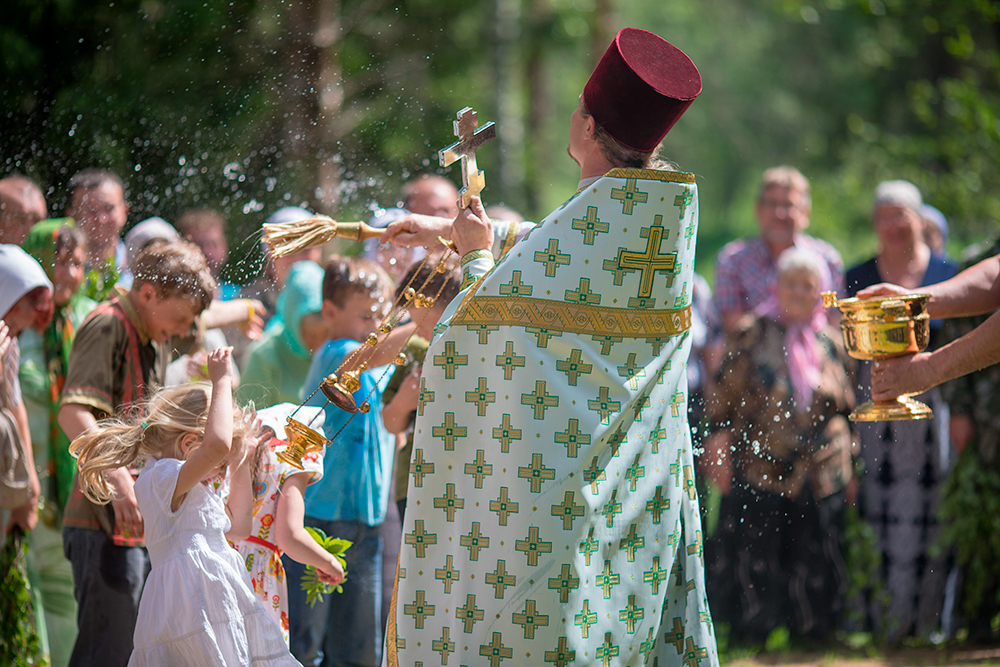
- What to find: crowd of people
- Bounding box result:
[2,25,999,667]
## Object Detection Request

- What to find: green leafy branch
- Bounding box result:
[301,526,352,608]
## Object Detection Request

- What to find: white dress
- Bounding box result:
[129,457,298,666]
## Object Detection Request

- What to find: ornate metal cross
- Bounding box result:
[438,107,496,209]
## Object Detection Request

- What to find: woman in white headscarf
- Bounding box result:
[1,244,54,536]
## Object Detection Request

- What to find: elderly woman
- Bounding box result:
[846,180,958,642]
[703,247,856,645]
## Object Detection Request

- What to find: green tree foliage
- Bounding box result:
[2,0,999,280]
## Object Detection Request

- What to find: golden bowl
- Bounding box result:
[276,417,330,470]
[822,291,933,421]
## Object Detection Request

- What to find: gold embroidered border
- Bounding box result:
[451,296,692,338]
[604,168,696,184]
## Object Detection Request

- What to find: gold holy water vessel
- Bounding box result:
[822,291,933,422]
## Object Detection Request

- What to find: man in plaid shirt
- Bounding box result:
[713,166,844,335]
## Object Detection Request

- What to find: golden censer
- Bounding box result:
[822,291,932,422]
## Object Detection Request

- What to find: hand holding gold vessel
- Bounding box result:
[822,291,933,421]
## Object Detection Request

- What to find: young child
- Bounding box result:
[72,347,298,665]
[231,402,345,644]
[58,239,215,665]
[381,258,461,523]
[286,255,415,667]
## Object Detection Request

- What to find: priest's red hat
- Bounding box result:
[583,28,702,152]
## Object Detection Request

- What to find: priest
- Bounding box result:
[382,28,717,666]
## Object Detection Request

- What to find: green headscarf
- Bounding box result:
[21,218,77,280]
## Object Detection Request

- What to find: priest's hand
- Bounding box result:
[452,196,493,256]
[381,213,452,249]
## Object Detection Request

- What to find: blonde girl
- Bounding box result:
[72,347,297,666]
[231,403,345,643]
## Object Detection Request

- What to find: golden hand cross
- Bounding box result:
[438,107,496,209]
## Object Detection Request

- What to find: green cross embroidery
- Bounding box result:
[460,521,490,560]
[601,490,622,528]
[597,632,620,667]
[526,326,562,347]
[572,205,609,244]
[602,256,630,285]
[432,626,455,664]
[456,593,485,633]
[492,413,522,454]
[685,217,696,249]
[617,352,647,390]
[435,554,460,594]
[515,525,553,566]
[608,426,627,457]
[620,594,645,633]
[675,281,689,308]
[609,215,679,309]
[433,483,464,521]
[521,380,559,419]
[640,627,657,663]
[633,395,651,421]
[596,560,620,598]
[486,560,516,599]
[668,522,682,551]
[547,562,580,603]
[574,599,598,638]
[544,637,576,666]
[464,449,492,488]
[584,456,606,495]
[645,485,670,524]
[674,187,693,219]
[588,386,621,425]
[465,377,496,416]
[555,418,590,457]
[579,527,599,566]
[683,464,697,500]
[417,377,434,416]
[565,277,601,305]
[490,487,519,526]
[647,336,669,355]
[686,529,704,565]
[534,238,571,277]
[683,637,709,667]
[619,523,645,561]
[432,412,467,451]
[495,341,525,380]
[625,454,645,491]
[700,597,713,626]
[479,632,513,667]
[405,520,437,558]
[671,556,684,585]
[433,340,468,379]
[551,491,585,530]
[499,270,534,297]
[518,452,556,493]
[665,617,685,654]
[592,334,623,356]
[410,449,434,488]
[556,349,593,386]
[611,178,648,215]
[512,600,550,639]
[670,451,684,486]
[467,323,500,344]
[403,590,435,629]
[644,555,668,594]
[668,390,685,417]
[649,418,667,453]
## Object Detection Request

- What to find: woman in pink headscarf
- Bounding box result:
[702,247,857,645]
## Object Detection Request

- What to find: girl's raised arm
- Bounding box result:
[172,347,237,510]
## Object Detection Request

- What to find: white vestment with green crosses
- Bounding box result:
[385,168,719,667]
